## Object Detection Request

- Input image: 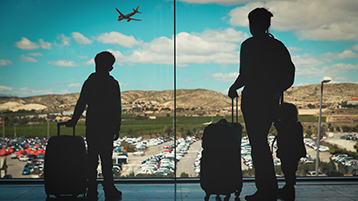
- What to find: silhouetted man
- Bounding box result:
[229,7,295,201]
[65,51,122,200]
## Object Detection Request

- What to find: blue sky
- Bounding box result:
[1,0,358,97]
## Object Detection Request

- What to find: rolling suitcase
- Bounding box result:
[200,97,243,201]
[44,122,87,198]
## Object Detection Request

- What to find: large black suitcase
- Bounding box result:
[44,122,87,198]
[200,97,243,201]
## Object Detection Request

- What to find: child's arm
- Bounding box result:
[64,81,89,127]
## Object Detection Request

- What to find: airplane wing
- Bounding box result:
[129,18,142,21]
[115,7,125,16]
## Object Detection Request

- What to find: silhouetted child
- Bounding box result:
[274,102,306,201]
[64,51,122,200]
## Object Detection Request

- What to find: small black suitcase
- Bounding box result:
[200,97,243,201]
[44,122,87,198]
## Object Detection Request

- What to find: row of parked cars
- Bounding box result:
[114,136,174,150]
[330,153,358,167]
[135,137,197,176]
[340,134,358,141]
[0,137,48,177]
[304,138,330,152]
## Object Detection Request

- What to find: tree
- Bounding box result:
[336,126,341,132]
[163,127,172,137]
[305,126,313,136]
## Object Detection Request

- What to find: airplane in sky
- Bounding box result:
[116,6,142,22]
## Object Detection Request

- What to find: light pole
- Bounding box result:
[315,76,332,176]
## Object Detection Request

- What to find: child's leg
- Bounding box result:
[282,157,298,186]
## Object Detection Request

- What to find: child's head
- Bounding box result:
[95,51,116,72]
[280,102,298,122]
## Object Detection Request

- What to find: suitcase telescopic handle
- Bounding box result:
[57,122,75,136]
[231,96,238,123]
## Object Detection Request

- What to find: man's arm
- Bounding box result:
[228,43,247,98]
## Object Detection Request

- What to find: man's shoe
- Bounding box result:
[245,190,277,201]
[278,185,295,201]
[104,187,122,200]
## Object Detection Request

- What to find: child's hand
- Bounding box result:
[64,119,77,127]
[113,132,119,141]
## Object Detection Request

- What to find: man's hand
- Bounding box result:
[228,86,239,99]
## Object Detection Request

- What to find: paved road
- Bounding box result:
[324,133,357,152]
[5,155,33,178]
[176,140,201,177]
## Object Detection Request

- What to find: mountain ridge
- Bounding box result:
[0,83,357,113]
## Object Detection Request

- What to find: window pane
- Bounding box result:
[1,0,358,181]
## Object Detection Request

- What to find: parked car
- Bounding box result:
[18,155,29,162]
[22,168,30,175]
[306,171,326,176]
[352,169,358,176]
[327,171,344,177]
[133,151,145,156]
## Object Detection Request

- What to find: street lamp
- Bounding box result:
[315,76,332,176]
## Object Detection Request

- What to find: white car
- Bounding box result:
[18,155,29,162]
[306,171,326,176]
[319,146,329,152]
[133,151,145,156]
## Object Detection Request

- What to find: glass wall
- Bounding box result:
[0,0,358,180]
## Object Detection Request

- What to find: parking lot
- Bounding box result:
[2,132,357,179]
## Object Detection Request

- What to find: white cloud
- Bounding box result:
[288,47,302,52]
[28,53,43,57]
[200,28,248,43]
[0,86,54,97]
[97,32,142,48]
[15,37,39,50]
[68,83,81,88]
[85,58,94,66]
[320,50,357,62]
[72,32,93,44]
[177,32,239,55]
[119,82,128,88]
[0,86,13,91]
[39,39,51,49]
[77,55,88,59]
[227,0,358,41]
[106,28,242,66]
[21,55,38,63]
[352,44,358,51]
[0,59,12,66]
[55,34,70,46]
[48,60,77,66]
[211,72,239,82]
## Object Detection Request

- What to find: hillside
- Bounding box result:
[0,83,357,113]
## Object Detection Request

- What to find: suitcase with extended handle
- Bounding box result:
[200,97,243,201]
[44,122,87,198]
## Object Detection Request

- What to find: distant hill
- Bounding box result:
[0,83,357,113]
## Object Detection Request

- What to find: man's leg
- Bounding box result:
[241,94,278,200]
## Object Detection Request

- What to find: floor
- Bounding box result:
[0,178,357,201]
